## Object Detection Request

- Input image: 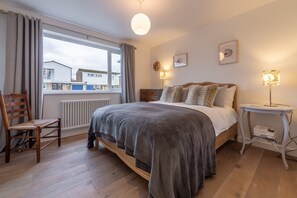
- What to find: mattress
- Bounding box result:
[152,101,238,135]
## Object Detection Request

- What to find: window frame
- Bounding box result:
[42,28,121,94]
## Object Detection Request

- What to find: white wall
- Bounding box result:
[150,0,297,152]
[134,43,152,101]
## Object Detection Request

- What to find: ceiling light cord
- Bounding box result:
[138,0,144,10]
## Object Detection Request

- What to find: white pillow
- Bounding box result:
[214,85,227,107]
[224,86,236,107]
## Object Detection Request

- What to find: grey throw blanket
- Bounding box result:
[88,102,216,198]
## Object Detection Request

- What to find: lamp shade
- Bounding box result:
[131,13,151,35]
[262,70,280,86]
[160,70,167,80]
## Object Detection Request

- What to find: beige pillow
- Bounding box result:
[180,88,189,102]
[185,84,219,107]
[214,85,227,107]
[196,84,219,107]
[185,86,201,105]
[160,86,183,103]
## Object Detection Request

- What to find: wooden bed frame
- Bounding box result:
[95,82,238,181]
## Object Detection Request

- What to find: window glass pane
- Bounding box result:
[111,53,121,89]
[43,36,115,91]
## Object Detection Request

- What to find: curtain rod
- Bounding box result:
[44,23,121,46]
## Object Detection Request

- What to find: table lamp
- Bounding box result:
[262,70,280,107]
[160,70,167,88]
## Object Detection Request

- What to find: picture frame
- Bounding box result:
[173,53,188,68]
[219,40,238,65]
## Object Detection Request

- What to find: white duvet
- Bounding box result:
[152,101,238,136]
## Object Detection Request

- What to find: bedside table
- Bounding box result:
[239,104,294,169]
[140,89,163,102]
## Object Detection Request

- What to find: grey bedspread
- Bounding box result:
[87,102,216,198]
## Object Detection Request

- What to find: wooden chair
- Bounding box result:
[0,91,61,163]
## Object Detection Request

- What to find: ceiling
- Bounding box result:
[0,0,276,47]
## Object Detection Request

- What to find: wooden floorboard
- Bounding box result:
[0,134,296,197]
[196,141,243,197]
[213,146,264,198]
[278,158,297,198]
[245,150,282,198]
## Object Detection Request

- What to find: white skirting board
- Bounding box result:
[237,135,297,157]
[60,127,88,138]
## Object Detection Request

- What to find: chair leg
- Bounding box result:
[29,130,34,148]
[36,127,41,163]
[58,118,61,147]
[5,130,10,163]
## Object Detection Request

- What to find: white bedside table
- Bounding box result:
[239,104,294,169]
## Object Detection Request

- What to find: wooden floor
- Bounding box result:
[0,134,297,198]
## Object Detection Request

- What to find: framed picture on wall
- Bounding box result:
[173,53,188,68]
[219,40,238,65]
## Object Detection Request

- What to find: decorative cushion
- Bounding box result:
[214,85,227,107]
[180,88,189,102]
[185,84,219,107]
[185,86,201,105]
[160,86,183,103]
[196,84,219,107]
[224,86,236,107]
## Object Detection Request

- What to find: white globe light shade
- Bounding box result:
[131,13,151,35]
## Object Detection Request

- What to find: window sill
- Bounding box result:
[43,90,122,95]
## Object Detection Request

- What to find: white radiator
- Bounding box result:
[61,98,110,130]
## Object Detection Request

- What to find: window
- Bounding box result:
[43,29,121,92]
[52,83,63,90]
[43,68,54,80]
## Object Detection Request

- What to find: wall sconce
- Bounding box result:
[262,69,280,106]
[160,70,167,88]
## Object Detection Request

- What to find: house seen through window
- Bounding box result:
[43,32,121,92]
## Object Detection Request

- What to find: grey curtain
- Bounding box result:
[0,11,43,151]
[0,13,7,152]
[5,11,43,118]
[120,43,136,103]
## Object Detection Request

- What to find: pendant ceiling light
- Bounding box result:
[131,0,151,35]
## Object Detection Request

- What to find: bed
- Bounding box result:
[87,82,237,197]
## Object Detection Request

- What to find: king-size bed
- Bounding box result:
[87,82,238,198]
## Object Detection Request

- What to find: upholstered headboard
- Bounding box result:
[180,82,237,109]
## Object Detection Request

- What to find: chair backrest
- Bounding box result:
[0,91,32,130]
